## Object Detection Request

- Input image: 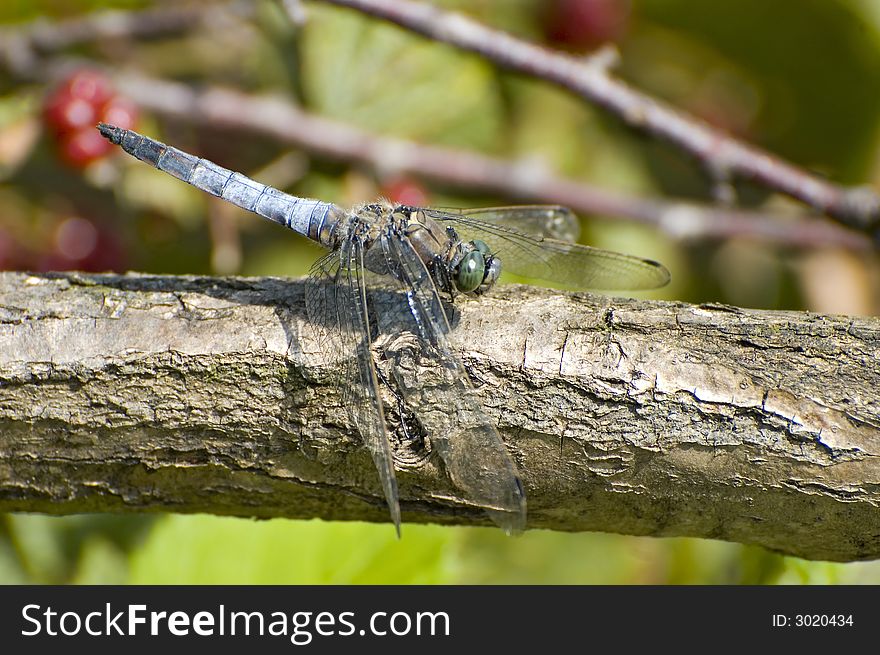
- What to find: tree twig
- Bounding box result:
[108,73,870,251]
[315,0,880,238]
[2,1,251,55]
[1,5,870,251]
[1,271,878,562]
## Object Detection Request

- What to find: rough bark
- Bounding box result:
[0,271,877,561]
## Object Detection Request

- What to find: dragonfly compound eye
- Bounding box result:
[454,249,486,293]
[472,239,491,256]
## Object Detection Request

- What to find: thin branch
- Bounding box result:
[107,72,870,251]
[315,0,880,237]
[1,272,879,561]
[0,2,254,79]
[1,5,870,250]
[6,2,251,53]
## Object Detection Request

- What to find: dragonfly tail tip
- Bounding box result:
[96,122,123,144]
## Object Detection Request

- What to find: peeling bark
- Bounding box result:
[0,271,878,561]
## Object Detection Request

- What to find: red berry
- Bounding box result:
[382,177,430,207]
[58,128,113,168]
[43,69,140,168]
[43,70,115,135]
[67,70,114,105]
[66,70,114,107]
[545,0,631,50]
[100,96,139,130]
[43,95,99,134]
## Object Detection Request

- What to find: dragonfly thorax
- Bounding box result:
[346,202,502,297]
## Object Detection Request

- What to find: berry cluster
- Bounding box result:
[43,70,138,168]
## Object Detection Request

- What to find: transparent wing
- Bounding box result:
[423,207,670,291]
[304,239,401,533]
[430,205,581,242]
[375,230,526,533]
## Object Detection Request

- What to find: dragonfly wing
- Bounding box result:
[429,205,581,242]
[305,239,401,533]
[375,230,526,533]
[424,208,670,291]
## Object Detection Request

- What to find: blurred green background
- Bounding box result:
[1,0,879,584]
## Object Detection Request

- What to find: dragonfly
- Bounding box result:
[97,123,670,534]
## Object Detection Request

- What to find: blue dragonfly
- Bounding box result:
[98,123,670,533]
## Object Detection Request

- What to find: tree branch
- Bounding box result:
[109,73,870,251]
[0,2,254,78]
[316,0,880,237]
[3,2,252,55]
[0,271,878,562]
[1,5,870,250]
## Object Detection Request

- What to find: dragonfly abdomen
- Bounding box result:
[97,123,340,245]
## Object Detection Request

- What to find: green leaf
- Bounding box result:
[128,516,456,584]
[300,5,503,150]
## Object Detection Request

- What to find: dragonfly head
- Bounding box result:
[452,239,501,295]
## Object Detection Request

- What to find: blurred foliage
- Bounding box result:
[301,6,505,148]
[1,0,879,585]
[638,0,880,183]
[6,513,880,584]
